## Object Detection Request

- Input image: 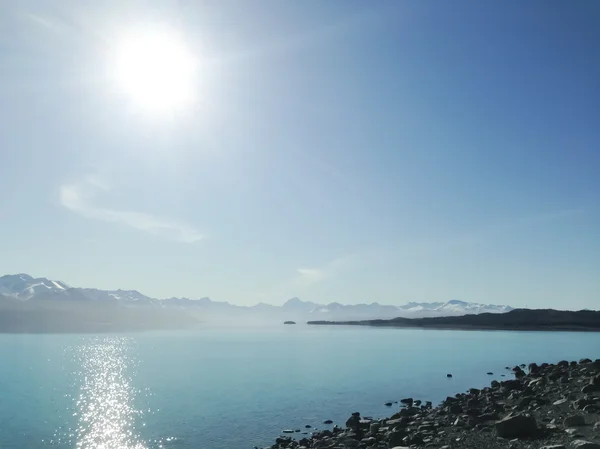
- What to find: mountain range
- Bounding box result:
[0,273,513,323]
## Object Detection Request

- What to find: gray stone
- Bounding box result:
[346,413,361,429]
[571,441,600,449]
[564,415,585,427]
[479,412,499,422]
[342,438,359,448]
[449,404,463,414]
[362,437,377,446]
[400,398,413,406]
[581,385,599,394]
[495,414,537,438]
[453,417,465,427]
[388,431,408,448]
[573,398,596,409]
[385,418,407,428]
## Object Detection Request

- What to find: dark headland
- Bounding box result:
[308,309,600,332]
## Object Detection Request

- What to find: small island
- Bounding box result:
[283,321,296,325]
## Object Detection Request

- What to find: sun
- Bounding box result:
[111,26,197,113]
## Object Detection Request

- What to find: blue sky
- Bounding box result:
[1,1,599,309]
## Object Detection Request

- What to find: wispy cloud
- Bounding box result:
[25,12,66,33]
[253,254,358,304]
[296,267,328,286]
[297,254,357,286]
[59,176,204,243]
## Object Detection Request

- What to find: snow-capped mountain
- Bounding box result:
[0,274,70,300]
[0,273,513,321]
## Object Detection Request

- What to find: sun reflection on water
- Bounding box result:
[72,337,146,449]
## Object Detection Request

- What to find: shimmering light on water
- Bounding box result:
[1,328,599,449]
[72,337,146,449]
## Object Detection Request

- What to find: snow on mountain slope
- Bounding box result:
[433,299,512,315]
[0,274,70,300]
[0,274,514,320]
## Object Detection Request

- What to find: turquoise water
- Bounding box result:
[2,326,600,449]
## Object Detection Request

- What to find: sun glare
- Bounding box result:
[112,26,197,113]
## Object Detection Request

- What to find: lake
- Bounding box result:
[1,326,599,449]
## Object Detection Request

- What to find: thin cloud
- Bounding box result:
[59,176,204,243]
[291,254,357,289]
[296,268,328,286]
[254,254,358,303]
[26,13,64,32]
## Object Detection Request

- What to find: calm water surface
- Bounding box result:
[1,326,599,449]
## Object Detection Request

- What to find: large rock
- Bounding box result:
[400,398,413,407]
[449,404,463,414]
[495,413,537,438]
[346,412,361,429]
[564,415,585,427]
[369,422,380,434]
[573,397,596,409]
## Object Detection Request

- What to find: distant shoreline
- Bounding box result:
[307,322,600,332]
[307,308,600,332]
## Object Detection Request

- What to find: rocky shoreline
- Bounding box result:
[267,358,600,449]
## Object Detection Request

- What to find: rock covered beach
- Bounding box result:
[268,359,600,449]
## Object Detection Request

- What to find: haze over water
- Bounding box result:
[2,327,600,449]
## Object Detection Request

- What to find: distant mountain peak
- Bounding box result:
[0,273,515,321]
[16,273,34,281]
